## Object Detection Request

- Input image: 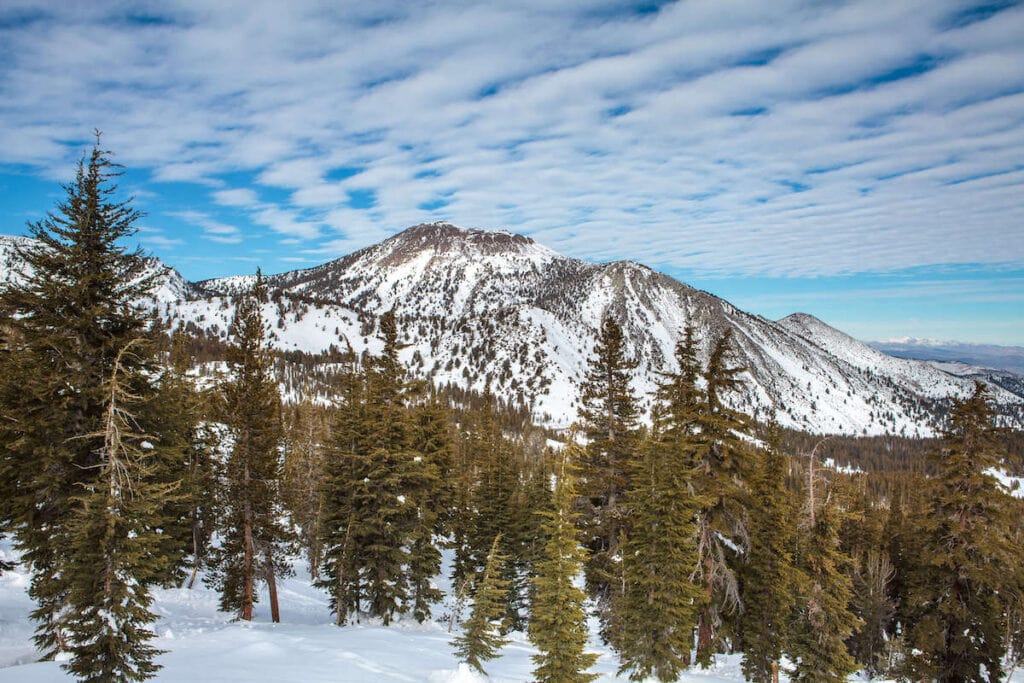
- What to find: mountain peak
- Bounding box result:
[388,222,541,254]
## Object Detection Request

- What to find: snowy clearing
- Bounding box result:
[1,540,1021,682]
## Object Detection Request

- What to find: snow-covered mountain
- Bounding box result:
[3,227,1023,436]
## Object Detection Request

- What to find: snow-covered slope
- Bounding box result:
[3,226,1022,436]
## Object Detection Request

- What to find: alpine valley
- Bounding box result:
[2,222,1021,436]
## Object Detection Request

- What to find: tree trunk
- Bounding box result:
[771,660,779,683]
[242,459,254,621]
[697,516,715,662]
[266,554,280,623]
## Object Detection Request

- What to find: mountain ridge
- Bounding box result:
[3,226,1022,436]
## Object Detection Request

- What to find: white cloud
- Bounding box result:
[0,0,1021,277]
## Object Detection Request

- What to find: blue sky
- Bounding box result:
[1,0,1022,344]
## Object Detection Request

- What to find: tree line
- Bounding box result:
[1,142,1022,683]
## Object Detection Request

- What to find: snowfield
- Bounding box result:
[4,540,1020,682]
[0,542,754,683]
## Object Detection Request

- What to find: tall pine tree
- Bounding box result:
[208,272,290,622]
[904,383,1019,682]
[62,340,175,682]
[613,336,706,681]
[737,426,797,683]
[0,138,180,675]
[576,314,641,630]
[528,441,599,683]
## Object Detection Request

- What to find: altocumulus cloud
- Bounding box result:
[0,0,1022,278]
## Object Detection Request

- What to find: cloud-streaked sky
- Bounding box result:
[1,0,1022,344]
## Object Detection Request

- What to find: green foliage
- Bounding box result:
[614,424,704,682]
[282,401,329,581]
[62,341,172,682]
[207,273,290,621]
[318,311,447,625]
[903,383,1019,682]
[576,315,641,632]
[738,428,798,683]
[528,443,598,683]
[0,139,181,679]
[789,503,859,683]
[452,535,510,674]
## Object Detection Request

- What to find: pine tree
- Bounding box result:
[319,311,444,625]
[576,314,641,628]
[529,441,599,683]
[62,340,174,682]
[614,417,704,682]
[282,400,328,580]
[904,383,1018,682]
[150,329,215,589]
[694,329,751,666]
[318,348,366,624]
[208,272,290,622]
[738,426,797,683]
[406,394,451,622]
[452,535,510,675]
[789,492,859,682]
[0,138,177,664]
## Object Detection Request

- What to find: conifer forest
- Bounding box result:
[1,145,1023,683]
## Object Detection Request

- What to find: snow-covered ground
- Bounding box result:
[2,539,1022,682]
[0,541,745,683]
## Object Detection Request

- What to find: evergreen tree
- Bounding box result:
[789,497,859,682]
[150,329,215,589]
[614,361,705,681]
[840,477,896,678]
[318,348,366,624]
[319,311,445,625]
[904,383,1018,682]
[407,394,452,622]
[62,340,174,682]
[282,400,328,581]
[0,139,177,666]
[576,314,641,627]
[738,427,797,683]
[452,535,510,675]
[208,273,290,622]
[694,329,751,666]
[529,442,599,683]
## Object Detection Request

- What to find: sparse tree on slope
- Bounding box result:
[529,441,598,683]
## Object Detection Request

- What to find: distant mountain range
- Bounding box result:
[2,223,1022,437]
[868,339,1024,376]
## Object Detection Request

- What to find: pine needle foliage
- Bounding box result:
[904,382,1019,682]
[738,426,798,683]
[208,272,289,621]
[577,315,641,626]
[62,340,174,682]
[0,138,174,666]
[789,501,859,683]
[614,420,704,682]
[453,534,510,674]
[529,442,599,683]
